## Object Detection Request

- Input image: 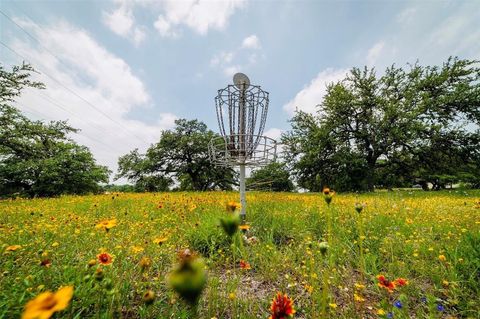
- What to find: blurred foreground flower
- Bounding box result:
[220,212,241,237]
[269,292,295,319]
[168,250,207,304]
[22,286,73,319]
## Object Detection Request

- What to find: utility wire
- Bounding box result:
[19,104,124,154]
[0,33,151,146]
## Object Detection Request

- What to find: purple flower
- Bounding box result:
[394,300,403,309]
[420,296,427,303]
[387,312,393,318]
[437,304,445,312]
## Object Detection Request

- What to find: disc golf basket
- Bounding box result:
[209,73,277,220]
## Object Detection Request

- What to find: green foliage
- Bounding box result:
[246,162,295,192]
[117,119,236,191]
[1,190,480,317]
[0,63,110,198]
[186,215,230,257]
[283,57,480,191]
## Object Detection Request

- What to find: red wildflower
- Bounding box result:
[97,252,113,265]
[394,278,409,287]
[239,260,251,270]
[377,275,396,293]
[269,292,295,319]
[40,259,52,267]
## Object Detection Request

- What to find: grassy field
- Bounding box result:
[1,190,480,318]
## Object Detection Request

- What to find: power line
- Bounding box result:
[0,9,74,74]
[18,104,124,154]
[0,30,151,146]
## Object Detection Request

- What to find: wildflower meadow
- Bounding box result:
[1,190,480,318]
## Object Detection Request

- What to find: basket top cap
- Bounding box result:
[233,73,250,89]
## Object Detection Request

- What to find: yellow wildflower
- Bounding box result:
[21,286,73,319]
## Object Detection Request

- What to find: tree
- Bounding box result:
[246,162,295,192]
[117,119,236,191]
[0,63,110,197]
[283,58,480,192]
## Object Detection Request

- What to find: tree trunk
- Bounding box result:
[366,160,376,192]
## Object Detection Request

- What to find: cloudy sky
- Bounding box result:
[1,0,479,180]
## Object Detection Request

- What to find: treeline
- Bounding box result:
[1,63,109,198]
[1,58,479,197]
[282,57,480,192]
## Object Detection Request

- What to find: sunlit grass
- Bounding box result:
[1,190,479,318]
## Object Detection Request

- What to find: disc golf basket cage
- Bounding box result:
[209,73,277,221]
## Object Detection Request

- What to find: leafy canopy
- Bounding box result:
[0,63,110,197]
[117,119,236,191]
[282,57,480,191]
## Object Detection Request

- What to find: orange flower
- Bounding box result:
[226,201,241,213]
[139,256,152,270]
[377,275,396,293]
[97,252,113,265]
[5,245,22,252]
[239,260,251,270]
[22,286,73,319]
[394,278,409,287]
[239,224,251,232]
[269,292,295,319]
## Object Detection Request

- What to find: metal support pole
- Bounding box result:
[239,164,246,221]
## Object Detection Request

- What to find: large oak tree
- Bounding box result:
[283,58,480,191]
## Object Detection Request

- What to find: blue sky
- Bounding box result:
[1,0,479,179]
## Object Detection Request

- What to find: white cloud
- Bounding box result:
[210,51,234,66]
[396,7,417,25]
[427,6,480,58]
[283,68,348,116]
[153,15,177,38]
[264,128,283,141]
[242,34,260,49]
[210,35,264,77]
[157,112,178,129]
[103,4,133,36]
[132,26,147,46]
[223,65,241,77]
[153,0,247,37]
[366,41,385,66]
[102,1,147,46]
[8,18,177,180]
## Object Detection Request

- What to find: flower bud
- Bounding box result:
[143,290,155,305]
[220,213,241,237]
[95,268,104,281]
[169,257,207,304]
[355,203,364,213]
[319,242,329,256]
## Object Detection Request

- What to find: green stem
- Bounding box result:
[358,215,366,281]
